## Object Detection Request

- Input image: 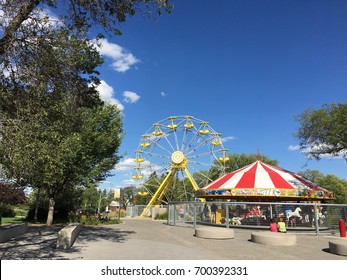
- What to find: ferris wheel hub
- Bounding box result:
[171,151,185,164]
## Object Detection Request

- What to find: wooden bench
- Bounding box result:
[195,226,234,239]
[251,231,296,246]
[56,223,81,249]
[0,223,28,243]
[329,238,347,256]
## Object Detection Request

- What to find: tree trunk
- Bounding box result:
[46,197,55,226]
[34,187,41,222]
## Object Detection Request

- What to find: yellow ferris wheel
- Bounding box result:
[132,115,230,216]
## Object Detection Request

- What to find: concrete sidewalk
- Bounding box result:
[0,218,346,260]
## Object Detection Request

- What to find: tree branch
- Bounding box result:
[0,0,41,56]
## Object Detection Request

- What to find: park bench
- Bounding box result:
[56,223,81,250]
[251,231,297,246]
[0,223,28,243]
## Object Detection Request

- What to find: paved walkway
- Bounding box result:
[1,218,346,260]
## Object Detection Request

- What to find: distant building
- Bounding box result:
[109,200,120,212]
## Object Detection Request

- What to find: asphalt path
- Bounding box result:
[1,218,346,260]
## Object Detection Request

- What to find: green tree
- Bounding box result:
[224,153,278,173]
[0,0,173,56]
[298,170,347,204]
[295,103,347,162]
[0,27,124,226]
[81,186,99,212]
[208,153,279,180]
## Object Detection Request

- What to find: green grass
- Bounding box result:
[1,216,26,225]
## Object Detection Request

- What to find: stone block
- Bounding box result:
[56,223,81,250]
[329,238,347,256]
[0,223,28,243]
[251,231,296,246]
[195,226,234,239]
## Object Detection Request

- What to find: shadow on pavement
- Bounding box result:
[0,223,135,260]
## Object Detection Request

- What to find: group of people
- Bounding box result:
[269,217,287,233]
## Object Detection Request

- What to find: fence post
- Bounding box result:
[225,203,230,228]
[339,219,346,237]
[193,203,196,229]
[314,204,319,235]
[173,204,176,226]
[269,204,273,219]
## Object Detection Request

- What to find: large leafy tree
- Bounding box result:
[0,0,173,56]
[295,103,347,162]
[0,25,124,225]
[0,0,171,224]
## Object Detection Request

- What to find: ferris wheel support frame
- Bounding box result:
[140,159,201,217]
[140,169,176,216]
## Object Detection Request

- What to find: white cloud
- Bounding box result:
[303,144,347,159]
[114,158,137,171]
[221,136,235,143]
[288,145,300,151]
[96,80,124,111]
[160,91,167,97]
[289,143,347,159]
[95,38,140,73]
[123,91,140,103]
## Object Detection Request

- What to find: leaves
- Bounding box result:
[295,103,347,161]
[0,0,173,56]
[0,24,123,225]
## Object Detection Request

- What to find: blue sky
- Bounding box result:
[93,0,347,191]
[92,0,347,191]
[3,1,346,191]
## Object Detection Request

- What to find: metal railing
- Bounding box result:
[126,205,168,218]
[167,201,347,235]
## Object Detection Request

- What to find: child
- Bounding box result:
[269,218,278,232]
[277,217,286,233]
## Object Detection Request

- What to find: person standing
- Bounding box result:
[211,203,218,223]
[202,204,210,222]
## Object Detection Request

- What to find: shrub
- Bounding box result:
[155,211,168,220]
[0,204,16,217]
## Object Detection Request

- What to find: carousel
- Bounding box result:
[194,160,335,229]
[196,160,335,202]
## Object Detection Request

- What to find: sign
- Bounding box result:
[114,188,121,199]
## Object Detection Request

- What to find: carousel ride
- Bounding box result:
[196,159,335,202]
[131,115,230,216]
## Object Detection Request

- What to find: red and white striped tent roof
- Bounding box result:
[200,160,333,200]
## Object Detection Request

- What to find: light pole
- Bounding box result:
[97,181,114,214]
[97,193,108,214]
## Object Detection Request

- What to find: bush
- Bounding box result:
[69,211,122,225]
[0,204,16,217]
[154,211,168,220]
[14,205,29,217]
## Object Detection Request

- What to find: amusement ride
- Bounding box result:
[131,115,230,216]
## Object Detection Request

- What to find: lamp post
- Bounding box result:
[97,181,114,214]
[97,193,108,214]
